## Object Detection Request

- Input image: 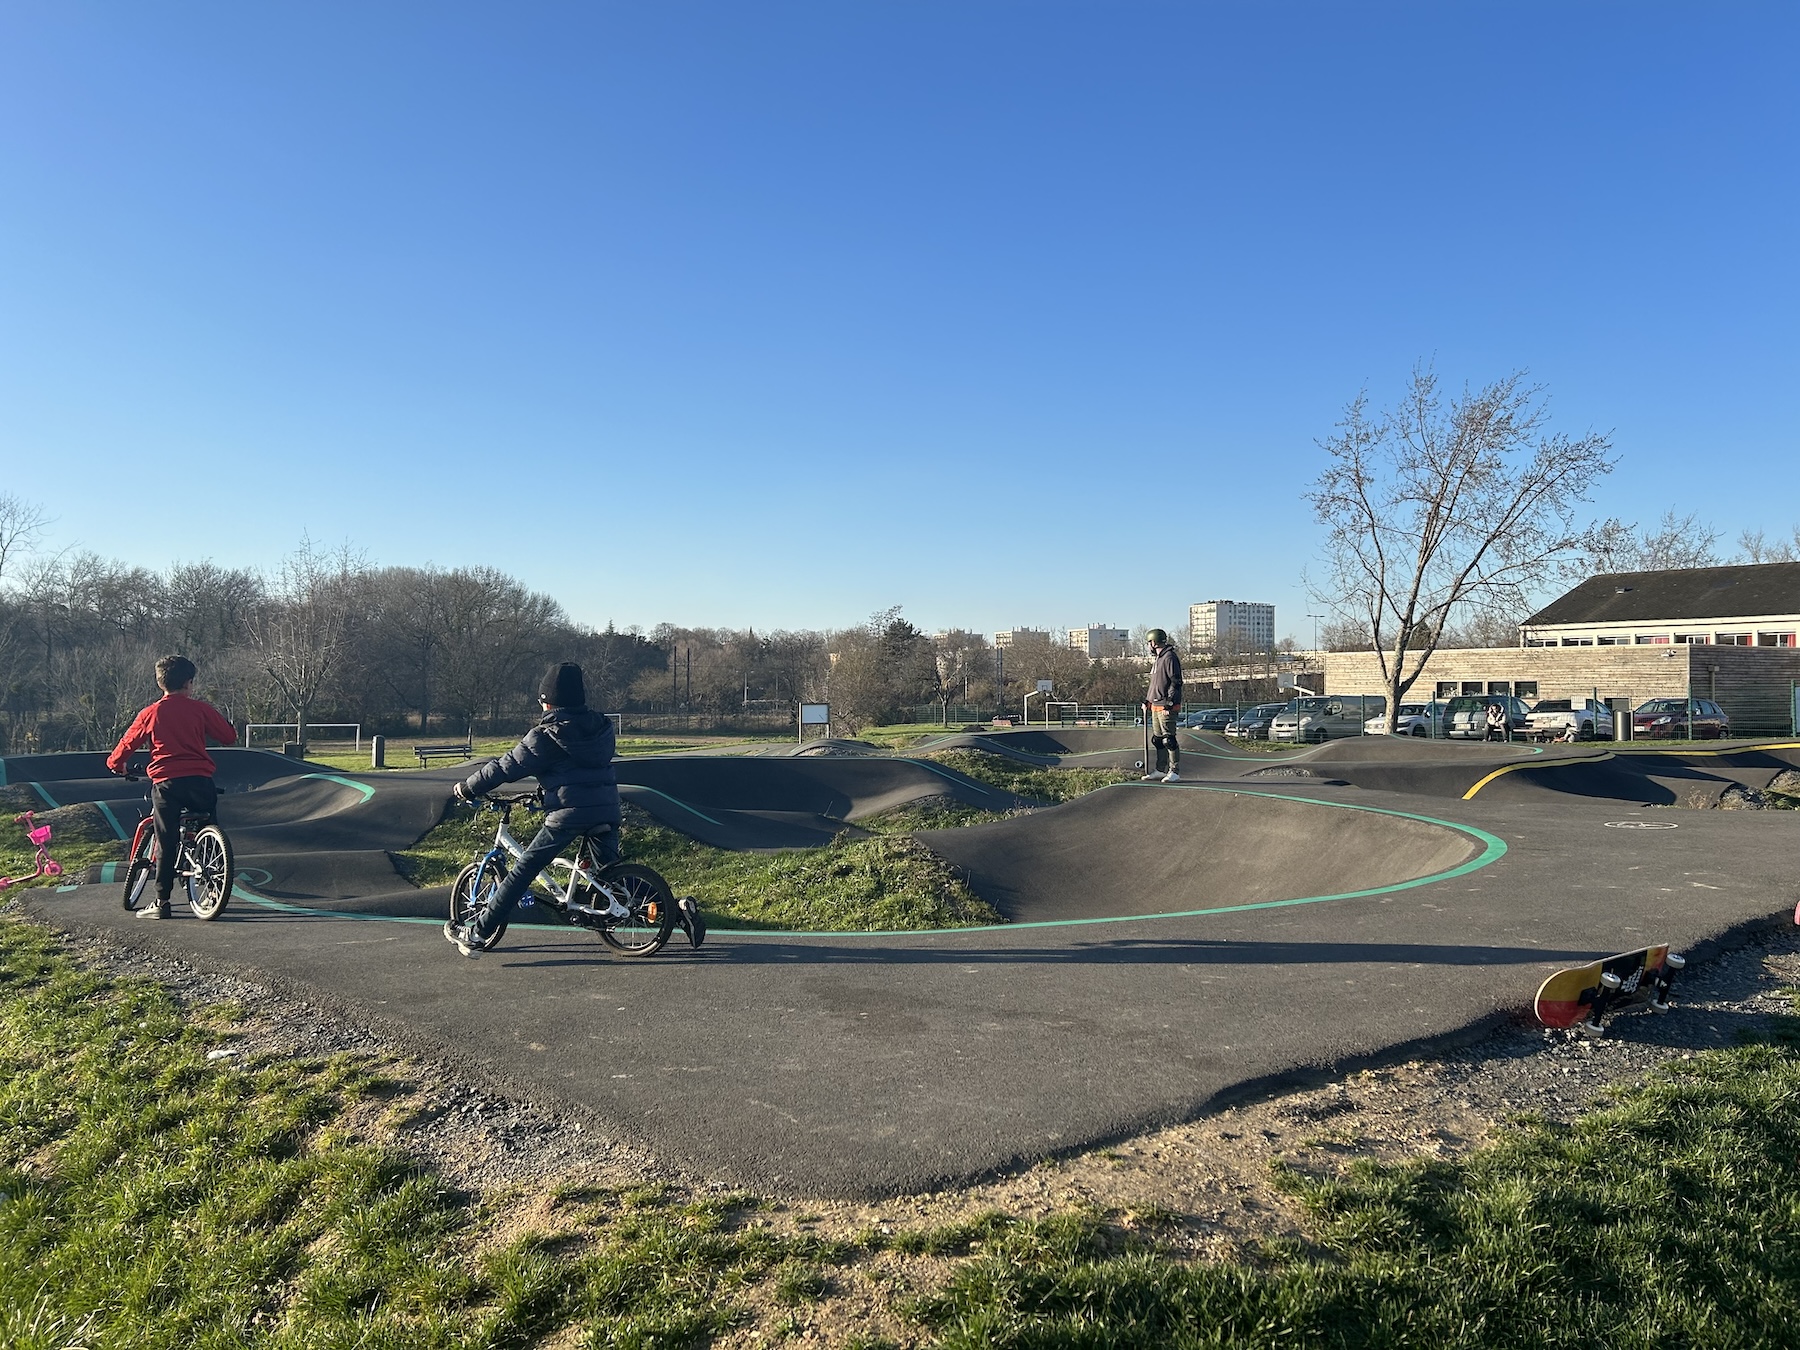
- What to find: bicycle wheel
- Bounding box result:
[592,863,677,956]
[122,828,157,910]
[185,825,235,920]
[448,857,510,949]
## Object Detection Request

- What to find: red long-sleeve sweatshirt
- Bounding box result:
[107,692,240,783]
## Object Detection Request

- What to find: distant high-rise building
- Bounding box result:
[1188,601,1275,657]
[994,628,1051,648]
[1068,625,1130,658]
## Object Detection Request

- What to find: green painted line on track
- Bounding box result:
[299,772,376,803]
[902,759,994,795]
[27,782,59,809]
[94,800,128,840]
[621,784,724,826]
[229,783,1507,939]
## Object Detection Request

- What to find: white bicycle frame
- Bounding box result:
[486,811,620,910]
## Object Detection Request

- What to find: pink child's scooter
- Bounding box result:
[0,811,63,889]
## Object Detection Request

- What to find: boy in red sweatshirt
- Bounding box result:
[107,655,239,919]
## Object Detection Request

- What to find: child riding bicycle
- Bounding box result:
[444,662,703,957]
[106,655,239,920]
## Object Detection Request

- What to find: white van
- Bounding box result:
[1269,695,1386,744]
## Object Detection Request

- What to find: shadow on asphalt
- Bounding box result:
[475,935,1604,969]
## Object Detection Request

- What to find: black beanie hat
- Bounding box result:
[539,662,587,709]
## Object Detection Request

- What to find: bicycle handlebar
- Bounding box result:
[463,788,543,811]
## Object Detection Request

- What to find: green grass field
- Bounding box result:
[5,910,1797,1348]
[300,733,774,774]
[0,795,129,891]
[921,751,1137,802]
[398,801,1006,933]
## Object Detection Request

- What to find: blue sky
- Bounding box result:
[2,3,1795,641]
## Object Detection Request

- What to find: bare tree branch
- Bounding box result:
[1307,366,1616,717]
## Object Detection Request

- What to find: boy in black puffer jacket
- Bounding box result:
[444,662,703,956]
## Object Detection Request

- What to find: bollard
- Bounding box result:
[371,735,386,769]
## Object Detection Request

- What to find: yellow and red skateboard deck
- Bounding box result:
[1534,945,1670,1029]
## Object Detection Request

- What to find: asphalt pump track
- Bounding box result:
[10,734,1800,1198]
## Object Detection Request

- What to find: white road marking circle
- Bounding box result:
[1604,820,1679,829]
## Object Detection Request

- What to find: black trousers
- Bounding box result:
[151,776,219,900]
[472,821,620,941]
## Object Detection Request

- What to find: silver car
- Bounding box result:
[1364,700,1447,737]
[1524,698,1615,741]
[1445,695,1533,740]
[1270,695,1387,744]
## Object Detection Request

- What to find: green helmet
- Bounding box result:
[1145,628,1169,646]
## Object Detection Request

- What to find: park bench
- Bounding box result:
[414,742,474,768]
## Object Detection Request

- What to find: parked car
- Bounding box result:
[1524,698,1615,741]
[1364,701,1447,737]
[1444,695,1533,740]
[1179,707,1236,731]
[1631,698,1730,740]
[1224,703,1289,740]
[1270,695,1386,744]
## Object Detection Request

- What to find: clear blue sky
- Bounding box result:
[3,3,1795,642]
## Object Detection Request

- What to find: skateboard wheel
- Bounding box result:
[1650,998,1671,1013]
[1578,1019,1606,1038]
[1665,953,1686,970]
[1599,972,1623,991]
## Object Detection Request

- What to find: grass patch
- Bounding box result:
[0,913,889,1347]
[394,802,1006,931]
[922,750,1137,803]
[912,1010,1800,1348]
[302,734,768,774]
[619,808,1003,931]
[0,799,129,890]
[855,796,1017,834]
[5,910,1799,1346]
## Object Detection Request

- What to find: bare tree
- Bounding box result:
[244,538,366,752]
[0,493,50,590]
[1737,526,1800,564]
[1308,367,1615,718]
[1564,509,1721,580]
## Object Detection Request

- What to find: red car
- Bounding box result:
[1631,697,1730,740]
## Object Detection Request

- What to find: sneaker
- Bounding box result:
[678,896,706,949]
[1162,770,1180,783]
[443,921,482,959]
[1140,772,1163,781]
[138,900,172,920]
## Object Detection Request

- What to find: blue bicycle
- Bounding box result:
[448,791,677,955]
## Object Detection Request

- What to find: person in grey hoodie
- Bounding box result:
[1141,628,1184,782]
[444,661,702,956]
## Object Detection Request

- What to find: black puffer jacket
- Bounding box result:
[460,707,620,827]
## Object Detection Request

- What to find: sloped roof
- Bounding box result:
[1525,562,1800,628]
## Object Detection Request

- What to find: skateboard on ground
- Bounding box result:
[1534,945,1685,1037]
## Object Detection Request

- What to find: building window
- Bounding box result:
[1756,632,1796,647]
[1560,637,1594,646]
[1525,638,1554,648]
[1715,634,1751,645]
[1487,681,1511,696]
[1674,634,1710,645]
[1635,635,1670,645]
[1514,681,1539,698]
[1436,681,1458,699]
[1597,636,1625,645]
[1461,681,1484,696]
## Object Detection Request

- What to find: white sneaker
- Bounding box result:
[1140,773,1162,781]
[1162,770,1180,783]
